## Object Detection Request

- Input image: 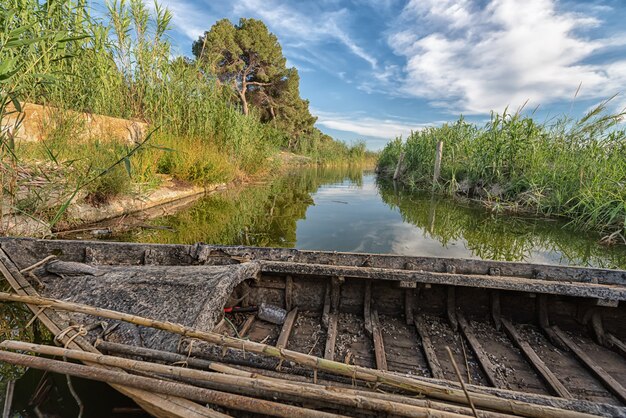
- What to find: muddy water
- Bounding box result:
[3,165,626,416]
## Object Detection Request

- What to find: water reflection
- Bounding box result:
[377,179,626,268]
[121,167,626,269]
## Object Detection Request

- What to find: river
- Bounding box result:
[3,165,626,416]
[111,165,626,268]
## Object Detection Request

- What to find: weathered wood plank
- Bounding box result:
[276,308,298,349]
[552,326,626,404]
[260,261,626,301]
[239,315,256,338]
[321,282,331,328]
[371,310,388,371]
[4,238,626,285]
[285,275,293,311]
[606,333,626,359]
[0,247,214,418]
[330,276,342,313]
[447,287,458,331]
[324,313,338,361]
[413,314,445,380]
[500,318,572,399]
[457,313,503,388]
[491,291,501,331]
[405,288,414,325]
[363,280,372,336]
[537,295,568,350]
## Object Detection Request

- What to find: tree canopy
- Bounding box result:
[192,18,317,146]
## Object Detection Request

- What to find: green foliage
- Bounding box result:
[153,134,235,185]
[377,179,626,267]
[293,130,373,165]
[122,165,366,245]
[1,0,367,232]
[377,104,626,236]
[193,18,287,116]
[193,18,319,147]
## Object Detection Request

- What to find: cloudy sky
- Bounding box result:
[105,0,626,149]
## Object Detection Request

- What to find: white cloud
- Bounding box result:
[388,0,626,114]
[147,0,208,41]
[313,110,430,140]
[232,0,377,68]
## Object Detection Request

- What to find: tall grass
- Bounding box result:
[377,103,626,238]
[3,0,357,233]
[5,0,282,173]
[294,134,375,165]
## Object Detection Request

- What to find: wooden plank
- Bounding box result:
[500,318,572,399]
[606,333,626,359]
[322,282,331,328]
[405,289,414,325]
[447,287,457,331]
[323,276,341,355]
[324,313,338,361]
[0,247,215,418]
[330,276,342,313]
[537,295,568,350]
[552,326,626,404]
[371,310,388,371]
[259,260,626,301]
[238,315,255,337]
[490,291,501,331]
[285,275,293,311]
[413,314,444,380]
[276,308,298,349]
[456,313,503,388]
[6,237,626,286]
[363,280,372,336]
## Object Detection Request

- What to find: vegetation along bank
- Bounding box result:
[0,0,372,236]
[377,103,626,244]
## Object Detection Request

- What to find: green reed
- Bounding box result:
[377,103,626,238]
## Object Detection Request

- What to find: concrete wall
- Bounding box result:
[2,102,148,143]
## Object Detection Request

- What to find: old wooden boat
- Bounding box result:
[1,237,625,417]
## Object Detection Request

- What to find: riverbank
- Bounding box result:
[1,1,372,240]
[2,144,373,238]
[377,105,626,244]
[93,167,626,268]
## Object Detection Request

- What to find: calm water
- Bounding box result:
[117,166,626,268]
[3,165,626,416]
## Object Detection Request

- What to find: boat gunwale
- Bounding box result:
[2,237,625,286]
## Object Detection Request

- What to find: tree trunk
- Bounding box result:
[238,80,249,116]
[240,93,249,116]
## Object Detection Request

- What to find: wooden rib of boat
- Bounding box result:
[1,237,626,417]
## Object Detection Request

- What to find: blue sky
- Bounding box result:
[108,0,626,149]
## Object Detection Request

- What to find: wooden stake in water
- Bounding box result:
[433,140,444,185]
[393,152,405,181]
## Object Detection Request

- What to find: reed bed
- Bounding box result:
[377,104,626,239]
[0,0,368,232]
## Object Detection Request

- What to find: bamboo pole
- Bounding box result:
[0,349,338,418]
[95,340,516,418]
[0,248,216,418]
[0,292,594,418]
[2,380,14,418]
[96,340,253,377]
[1,341,470,418]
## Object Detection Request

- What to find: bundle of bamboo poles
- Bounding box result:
[0,291,598,418]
